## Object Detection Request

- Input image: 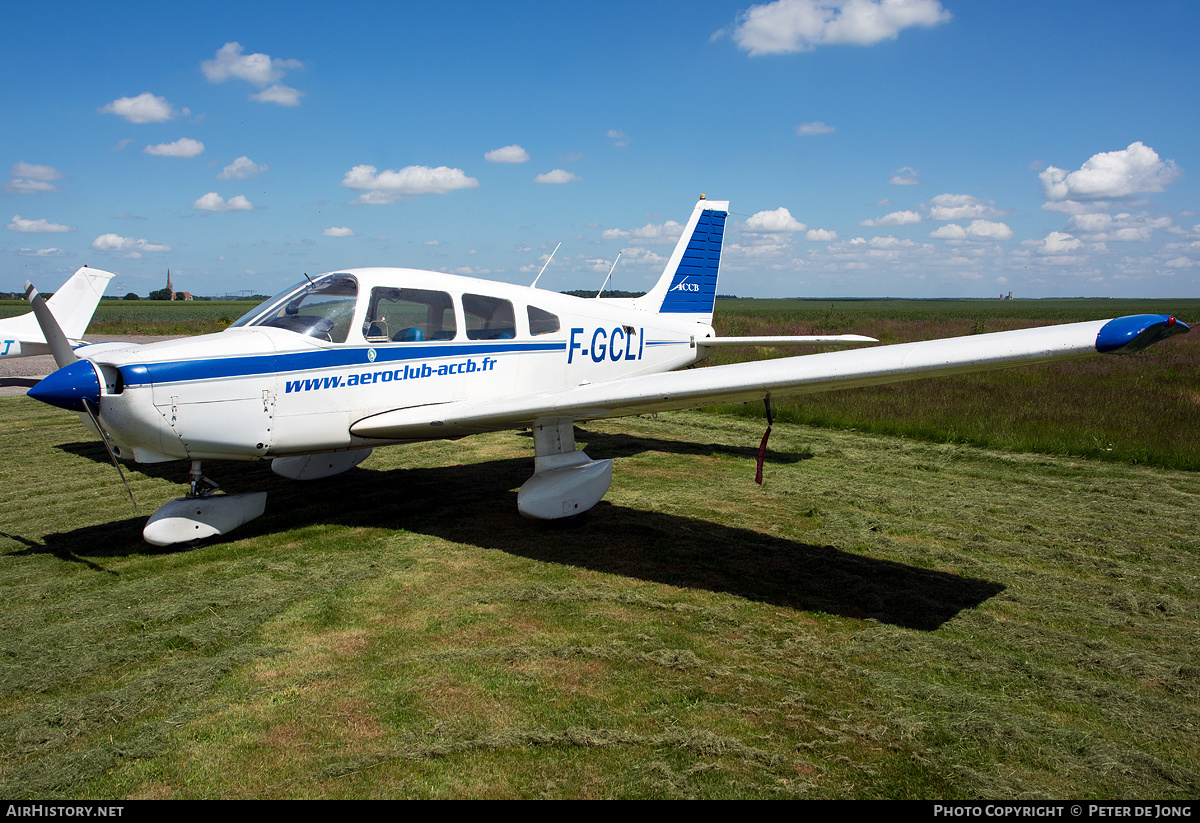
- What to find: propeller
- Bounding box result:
[24,280,77,368]
[25,279,135,509]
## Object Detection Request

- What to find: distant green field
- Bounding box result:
[714,296,1200,327]
[0,299,261,335]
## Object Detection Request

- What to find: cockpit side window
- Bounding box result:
[463,294,516,340]
[243,274,358,343]
[527,305,560,336]
[364,288,457,343]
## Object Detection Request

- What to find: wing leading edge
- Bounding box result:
[350,315,1188,442]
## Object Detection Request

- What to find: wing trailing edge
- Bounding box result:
[350,315,1188,442]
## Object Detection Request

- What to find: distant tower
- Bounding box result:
[167,269,175,301]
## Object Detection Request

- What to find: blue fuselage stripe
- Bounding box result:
[119,341,567,387]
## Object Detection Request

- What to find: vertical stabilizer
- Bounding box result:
[631,197,729,322]
[44,267,116,341]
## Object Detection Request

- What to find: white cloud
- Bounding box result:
[1066,211,1173,242]
[796,121,835,136]
[323,226,354,237]
[929,223,966,239]
[631,220,684,242]
[869,235,917,248]
[485,144,530,163]
[860,209,921,227]
[202,42,304,106]
[217,156,267,180]
[889,166,919,185]
[1040,142,1181,203]
[607,129,629,147]
[929,221,1011,241]
[250,84,303,106]
[6,163,64,194]
[7,215,74,233]
[1035,231,1082,254]
[606,220,685,243]
[730,0,952,56]
[144,138,205,158]
[534,169,580,184]
[806,228,837,241]
[745,207,807,232]
[193,192,253,212]
[91,233,172,257]
[99,92,179,124]
[964,219,1013,240]
[342,164,480,203]
[928,193,1002,221]
[202,42,302,87]
[11,162,62,182]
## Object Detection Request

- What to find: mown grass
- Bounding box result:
[1,399,1197,798]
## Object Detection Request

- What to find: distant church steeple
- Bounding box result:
[167,269,175,301]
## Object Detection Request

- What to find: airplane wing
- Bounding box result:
[350,314,1187,441]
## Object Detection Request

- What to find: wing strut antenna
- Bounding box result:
[755,396,774,485]
[530,242,561,289]
[596,252,622,298]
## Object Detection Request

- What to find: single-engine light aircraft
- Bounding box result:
[25,197,1189,545]
[2,267,113,358]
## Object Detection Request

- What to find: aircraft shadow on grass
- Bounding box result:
[16,436,1003,632]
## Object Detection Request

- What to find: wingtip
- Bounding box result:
[1096,314,1189,354]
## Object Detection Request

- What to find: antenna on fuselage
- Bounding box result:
[596,252,622,298]
[530,242,561,289]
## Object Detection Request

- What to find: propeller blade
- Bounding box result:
[81,397,136,510]
[24,280,78,369]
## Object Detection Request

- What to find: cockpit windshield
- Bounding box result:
[230,273,359,343]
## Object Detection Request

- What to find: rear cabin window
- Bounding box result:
[463,294,516,340]
[364,288,456,343]
[527,306,560,336]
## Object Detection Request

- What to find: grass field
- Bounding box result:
[1,398,1197,799]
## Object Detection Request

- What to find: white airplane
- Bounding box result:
[2,267,114,358]
[24,197,1189,546]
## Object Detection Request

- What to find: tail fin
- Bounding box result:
[44,267,115,340]
[632,196,729,322]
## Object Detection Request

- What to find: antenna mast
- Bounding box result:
[530,242,561,288]
[596,252,622,298]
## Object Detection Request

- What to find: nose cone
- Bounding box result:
[27,359,101,412]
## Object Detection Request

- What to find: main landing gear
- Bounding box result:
[142,460,267,547]
[517,417,612,520]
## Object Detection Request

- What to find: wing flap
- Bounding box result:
[350,317,1185,442]
[697,335,878,347]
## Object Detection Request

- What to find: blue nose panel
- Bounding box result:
[27,360,100,412]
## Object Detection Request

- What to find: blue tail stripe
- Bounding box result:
[659,210,726,314]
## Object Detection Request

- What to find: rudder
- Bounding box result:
[632,197,729,322]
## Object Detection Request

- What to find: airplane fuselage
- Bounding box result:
[71,268,715,465]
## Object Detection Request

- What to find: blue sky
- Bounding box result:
[3,0,1198,299]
